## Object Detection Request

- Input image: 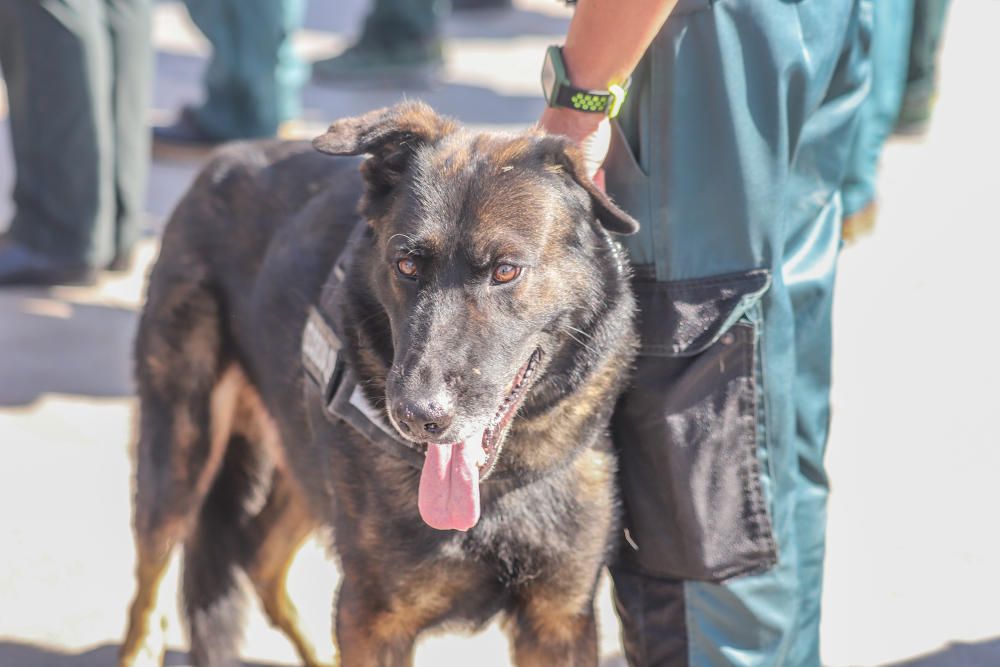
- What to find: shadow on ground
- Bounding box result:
[0,642,282,667]
[301,3,570,40]
[0,292,137,406]
[0,640,628,666]
[881,637,1000,667]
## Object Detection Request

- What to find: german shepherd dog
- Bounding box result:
[120,102,638,667]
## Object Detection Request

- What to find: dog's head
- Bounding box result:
[315,102,637,531]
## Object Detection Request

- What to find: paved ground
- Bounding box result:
[1,1,999,665]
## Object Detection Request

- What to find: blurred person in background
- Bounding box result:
[0,0,151,287]
[898,0,951,134]
[313,0,511,87]
[538,0,870,664]
[842,0,951,242]
[153,0,308,152]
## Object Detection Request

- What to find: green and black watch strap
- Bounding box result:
[555,86,615,114]
[541,45,628,118]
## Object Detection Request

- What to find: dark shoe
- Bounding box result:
[0,238,96,287]
[153,107,224,159]
[312,40,444,88]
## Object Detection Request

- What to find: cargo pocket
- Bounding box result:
[613,268,778,582]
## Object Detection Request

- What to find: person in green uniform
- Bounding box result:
[898,0,951,134]
[0,0,151,286]
[842,0,914,239]
[841,0,951,242]
[538,0,871,664]
[153,0,308,148]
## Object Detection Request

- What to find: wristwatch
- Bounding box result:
[541,45,627,118]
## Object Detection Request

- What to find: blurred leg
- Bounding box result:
[105,0,153,260]
[0,0,113,266]
[183,0,307,140]
[312,0,445,84]
[360,0,445,48]
[898,0,951,129]
[842,0,913,217]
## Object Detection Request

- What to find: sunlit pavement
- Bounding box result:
[1,2,999,665]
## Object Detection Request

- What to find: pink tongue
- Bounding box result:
[418,441,481,531]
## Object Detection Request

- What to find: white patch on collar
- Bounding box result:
[302,307,341,388]
[349,385,400,440]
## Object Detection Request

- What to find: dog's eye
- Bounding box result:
[396,257,419,279]
[491,263,521,285]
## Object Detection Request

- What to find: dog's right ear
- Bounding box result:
[314,103,458,219]
[535,134,640,236]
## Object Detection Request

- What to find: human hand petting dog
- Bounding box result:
[538,106,610,187]
[536,0,677,188]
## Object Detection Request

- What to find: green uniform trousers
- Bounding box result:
[603,1,872,665]
[0,0,151,266]
[183,0,307,140]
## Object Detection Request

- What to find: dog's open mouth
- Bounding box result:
[480,347,542,479]
[418,348,543,532]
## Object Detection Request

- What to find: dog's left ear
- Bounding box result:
[314,103,458,219]
[538,135,639,236]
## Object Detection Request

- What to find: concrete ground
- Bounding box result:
[1,1,999,665]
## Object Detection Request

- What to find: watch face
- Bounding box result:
[541,52,556,104]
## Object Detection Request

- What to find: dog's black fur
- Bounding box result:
[121,103,638,667]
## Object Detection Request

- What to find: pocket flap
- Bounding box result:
[635,269,771,357]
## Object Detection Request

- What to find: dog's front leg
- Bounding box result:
[334,579,421,667]
[508,593,599,667]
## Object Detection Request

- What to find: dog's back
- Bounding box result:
[124,141,361,667]
[146,140,360,329]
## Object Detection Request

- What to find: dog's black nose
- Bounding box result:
[393,398,453,438]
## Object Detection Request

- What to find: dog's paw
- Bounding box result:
[119,615,167,667]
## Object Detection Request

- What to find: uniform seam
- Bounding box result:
[745,319,779,561]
